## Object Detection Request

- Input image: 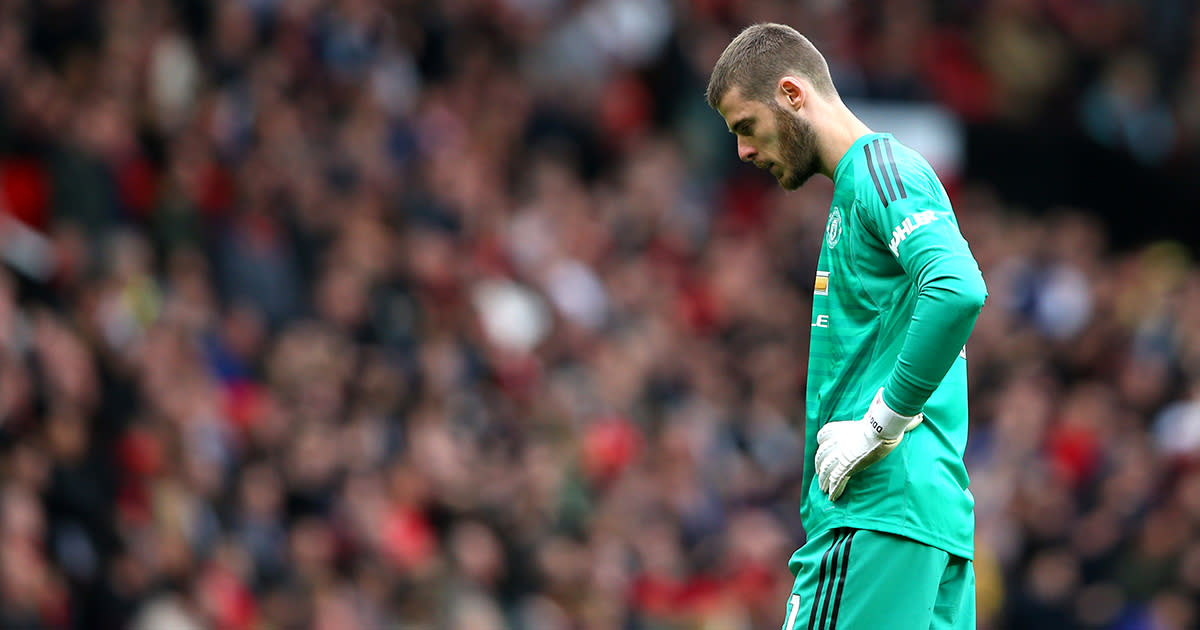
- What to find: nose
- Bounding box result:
[737,138,756,163]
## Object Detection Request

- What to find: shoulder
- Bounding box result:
[851,136,944,211]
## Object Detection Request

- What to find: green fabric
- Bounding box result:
[801,133,985,559]
[784,528,975,630]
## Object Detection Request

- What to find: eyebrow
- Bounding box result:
[728,117,754,135]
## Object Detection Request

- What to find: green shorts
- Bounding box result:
[782,528,974,630]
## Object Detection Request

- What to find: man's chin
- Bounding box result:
[778,171,808,191]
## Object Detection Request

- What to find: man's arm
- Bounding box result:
[881,249,987,416]
[856,167,987,415]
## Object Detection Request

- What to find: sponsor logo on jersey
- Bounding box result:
[814,270,829,296]
[888,210,939,256]
[826,208,842,249]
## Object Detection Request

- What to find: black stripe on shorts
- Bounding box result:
[827,530,856,630]
[808,529,852,630]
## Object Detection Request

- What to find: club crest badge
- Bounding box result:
[826,207,843,248]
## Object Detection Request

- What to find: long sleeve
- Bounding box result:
[882,251,986,416]
[858,186,987,417]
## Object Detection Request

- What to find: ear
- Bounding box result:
[778,76,806,111]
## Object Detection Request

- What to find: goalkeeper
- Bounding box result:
[706,24,988,630]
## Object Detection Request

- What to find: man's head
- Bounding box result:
[707,24,837,190]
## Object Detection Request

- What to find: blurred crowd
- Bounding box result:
[0,0,1197,629]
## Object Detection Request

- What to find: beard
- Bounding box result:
[770,103,821,191]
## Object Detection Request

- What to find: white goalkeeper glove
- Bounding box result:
[814,388,923,501]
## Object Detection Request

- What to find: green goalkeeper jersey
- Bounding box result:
[800,133,987,560]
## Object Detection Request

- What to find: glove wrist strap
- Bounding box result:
[865,389,916,441]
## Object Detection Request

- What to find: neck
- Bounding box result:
[816,101,873,180]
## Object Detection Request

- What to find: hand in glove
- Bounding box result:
[815,388,923,501]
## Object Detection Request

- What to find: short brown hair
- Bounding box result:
[706,23,837,110]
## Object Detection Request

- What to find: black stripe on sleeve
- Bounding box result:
[882,139,907,200]
[862,145,889,207]
[807,531,848,630]
[827,530,856,630]
[872,139,898,202]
